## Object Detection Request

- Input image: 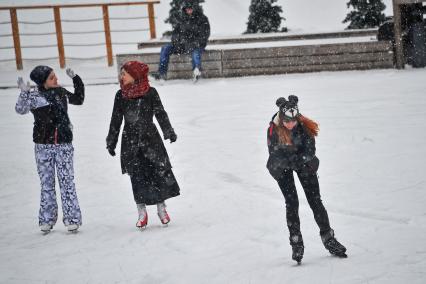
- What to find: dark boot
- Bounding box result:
[321,229,347,257]
[152,72,166,81]
[290,234,304,264]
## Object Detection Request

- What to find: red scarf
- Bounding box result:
[120,61,151,99]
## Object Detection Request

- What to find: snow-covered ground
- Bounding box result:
[1,68,426,283]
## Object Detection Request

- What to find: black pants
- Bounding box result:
[277,168,331,242]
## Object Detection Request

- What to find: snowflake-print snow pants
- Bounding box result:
[34,143,82,226]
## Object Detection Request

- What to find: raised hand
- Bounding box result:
[17,77,31,93]
[66,68,76,79]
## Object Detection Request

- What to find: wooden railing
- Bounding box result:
[0,1,160,70]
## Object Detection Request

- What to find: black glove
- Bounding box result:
[107,147,116,157]
[164,129,177,143]
[304,156,319,173]
[169,133,177,143]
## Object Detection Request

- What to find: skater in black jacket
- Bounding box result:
[15,66,84,233]
[266,95,347,264]
[106,61,180,229]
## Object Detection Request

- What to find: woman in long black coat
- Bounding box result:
[106,61,180,229]
[267,95,347,264]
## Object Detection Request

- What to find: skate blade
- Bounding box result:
[292,256,303,264]
[330,251,347,258]
[137,225,147,231]
[192,76,200,84]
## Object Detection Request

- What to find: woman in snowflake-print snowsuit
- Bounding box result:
[15,65,84,233]
[106,61,180,229]
[266,95,347,264]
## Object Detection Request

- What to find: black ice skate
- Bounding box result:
[292,244,304,264]
[321,229,347,258]
[151,72,166,85]
[290,234,304,264]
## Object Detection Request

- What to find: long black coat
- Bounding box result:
[106,87,175,175]
[266,113,319,180]
[171,10,210,54]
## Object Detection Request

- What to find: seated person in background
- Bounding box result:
[157,1,210,82]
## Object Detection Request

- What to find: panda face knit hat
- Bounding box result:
[276,95,300,122]
[30,65,53,87]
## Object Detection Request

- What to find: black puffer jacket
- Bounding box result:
[171,9,210,54]
[106,87,175,175]
[31,75,84,144]
[266,113,319,180]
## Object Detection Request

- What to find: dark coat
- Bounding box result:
[171,10,210,54]
[266,113,319,180]
[31,75,84,144]
[106,87,176,175]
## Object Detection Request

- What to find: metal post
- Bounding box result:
[54,7,66,68]
[10,8,23,70]
[103,5,113,66]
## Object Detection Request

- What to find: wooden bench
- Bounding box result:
[116,39,394,80]
[136,29,379,49]
[116,50,222,80]
[221,41,394,77]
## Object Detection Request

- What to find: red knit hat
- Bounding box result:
[121,61,149,81]
[120,61,151,99]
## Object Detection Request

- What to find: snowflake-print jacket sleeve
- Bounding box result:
[15,89,49,115]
